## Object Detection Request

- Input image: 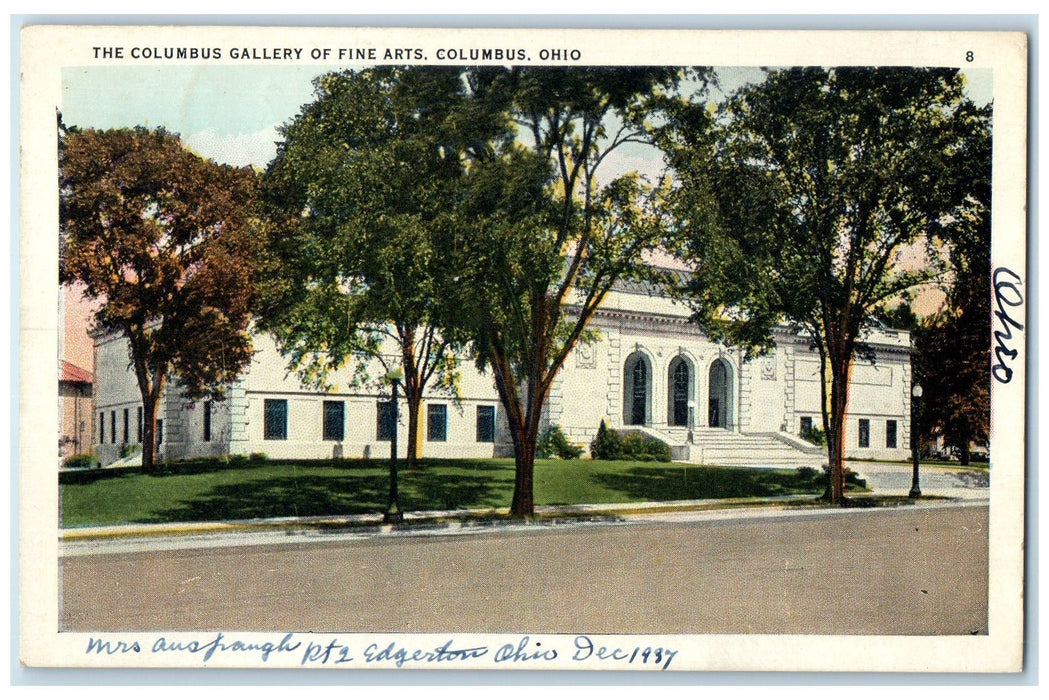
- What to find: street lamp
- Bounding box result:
[909,382,923,498]
[384,367,405,524]
[687,399,696,444]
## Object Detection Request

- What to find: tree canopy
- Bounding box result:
[60,125,261,471]
[451,67,702,516]
[661,67,988,501]
[258,67,507,464]
[913,96,993,464]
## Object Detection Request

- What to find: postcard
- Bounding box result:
[19,25,1027,672]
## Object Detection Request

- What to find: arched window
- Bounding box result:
[708,359,732,428]
[668,357,693,427]
[623,352,651,426]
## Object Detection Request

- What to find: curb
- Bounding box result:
[58,491,988,543]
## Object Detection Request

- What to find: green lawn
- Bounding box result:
[60,457,832,528]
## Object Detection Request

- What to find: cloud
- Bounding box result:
[182,126,282,168]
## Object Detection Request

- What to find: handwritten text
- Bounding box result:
[992,267,1024,384]
[85,633,680,670]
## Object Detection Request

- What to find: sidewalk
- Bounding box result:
[849,460,990,502]
[60,461,989,545]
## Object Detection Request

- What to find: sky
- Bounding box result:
[60,65,991,170]
[59,65,779,169]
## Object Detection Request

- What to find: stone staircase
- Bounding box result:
[629,426,826,469]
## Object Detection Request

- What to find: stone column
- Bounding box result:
[227,382,251,456]
[783,346,796,434]
[606,329,622,428]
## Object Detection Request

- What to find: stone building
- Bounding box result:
[58,360,93,459]
[90,277,913,468]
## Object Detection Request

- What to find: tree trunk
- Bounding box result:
[505,383,544,517]
[139,379,165,474]
[140,392,158,473]
[827,360,852,503]
[404,384,424,469]
[510,436,537,517]
[490,352,547,518]
[959,426,971,466]
[399,328,424,469]
[130,337,165,474]
[484,294,562,518]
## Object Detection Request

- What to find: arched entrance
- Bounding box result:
[667,356,694,427]
[708,358,732,428]
[623,352,651,426]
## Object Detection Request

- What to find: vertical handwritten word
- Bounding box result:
[493,635,558,663]
[992,267,1024,384]
[572,635,678,670]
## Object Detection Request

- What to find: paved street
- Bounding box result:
[62,503,988,636]
[850,461,990,501]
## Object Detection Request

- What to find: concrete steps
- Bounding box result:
[629,426,825,469]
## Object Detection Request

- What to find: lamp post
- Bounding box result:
[687,399,696,444]
[909,382,923,499]
[384,367,404,524]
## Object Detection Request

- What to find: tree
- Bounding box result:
[60,126,260,472]
[259,67,503,467]
[916,306,990,465]
[913,99,993,464]
[452,67,700,516]
[661,67,986,502]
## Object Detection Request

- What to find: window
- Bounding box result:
[708,359,730,428]
[264,399,288,440]
[123,409,129,444]
[476,405,496,443]
[99,412,104,444]
[323,401,345,441]
[428,403,448,442]
[669,359,691,427]
[377,401,395,441]
[858,418,870,448]
[629,356,648,425]
[110,411,116,444]
[137,407,143,443]
[799,416,813,436]
[886,420,898,449]
[157,419,164,445]
[203,400,212,442]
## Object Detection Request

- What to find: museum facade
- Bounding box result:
[89,277,914,468]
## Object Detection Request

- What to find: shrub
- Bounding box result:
[798,464,867,490]
[590,420,623,460]
[537,425,584,460]
[795,466,820,482]
[841,466,867,489]
[801,425,827,446]
[62,452,99,469]
[620,432,672,463]
[590,422,671,462]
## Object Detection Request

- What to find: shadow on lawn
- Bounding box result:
[594,464,821,502]
[60,458,274,485]
[151,461,515,523]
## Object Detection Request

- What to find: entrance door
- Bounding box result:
[708,359,729,428]
[670,358,691,427]
[630,357,647,425]
[624,353,650,426]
